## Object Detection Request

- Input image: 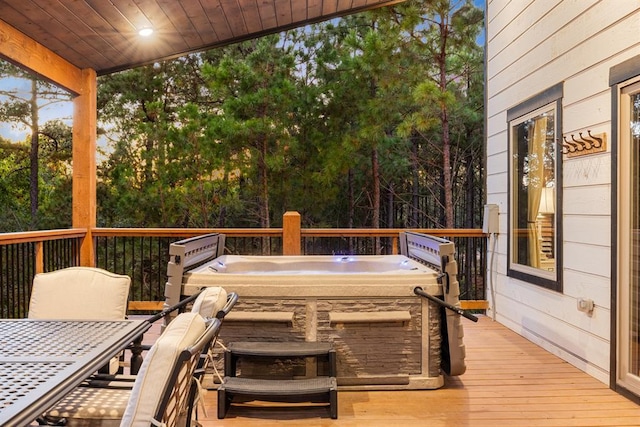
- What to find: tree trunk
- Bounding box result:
[258,134,270,254]
[387,182,394,229]
[348,168,354,253]
[218,173,229,227]
[348,168,354,228]
[371,147,381,253]
[259,137,270,229]
[410,137,419,228]
[438,19,454,229]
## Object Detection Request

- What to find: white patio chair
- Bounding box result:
[40,312,222,427]
[37,287,236,426]
[28,266,131,374]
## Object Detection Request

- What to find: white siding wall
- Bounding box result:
[486,0,640,384]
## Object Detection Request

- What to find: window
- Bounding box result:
[507,84,562,291]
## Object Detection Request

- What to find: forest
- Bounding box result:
[0,0,484,233]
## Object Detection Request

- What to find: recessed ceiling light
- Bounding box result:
[138,27,154,37]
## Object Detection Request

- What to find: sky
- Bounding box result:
[0,0,486,144]
[0,77,73,142]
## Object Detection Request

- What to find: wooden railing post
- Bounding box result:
[282,211,301,255]
[35,241,44,274]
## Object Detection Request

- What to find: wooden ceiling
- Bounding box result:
[0,0,404,75]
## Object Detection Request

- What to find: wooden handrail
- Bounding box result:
[89,228,485,238]
[300,228,485,237]
[91,228,284,237]
[0,228,87,245]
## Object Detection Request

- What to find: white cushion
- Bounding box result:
[190,287,227,319]
[120,312,206,427]
[28,267,130,320]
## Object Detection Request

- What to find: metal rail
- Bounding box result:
[414,286,479,323]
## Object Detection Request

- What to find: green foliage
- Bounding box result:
[0,140,30,230]
[2,0,485,234]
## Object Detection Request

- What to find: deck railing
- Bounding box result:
[0,213,489,318]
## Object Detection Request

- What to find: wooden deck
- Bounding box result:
[195,316,640,427]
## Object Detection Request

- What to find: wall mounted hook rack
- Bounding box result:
[561,131,606,158]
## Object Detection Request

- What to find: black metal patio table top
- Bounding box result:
[0,318,150,426]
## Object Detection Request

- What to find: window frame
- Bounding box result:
[506,83,563,292]
[610,54,640,399]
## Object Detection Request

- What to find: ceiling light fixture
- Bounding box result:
[138,27,154,37]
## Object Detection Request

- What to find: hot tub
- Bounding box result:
[186,254,440,297]
[165,232,466,390]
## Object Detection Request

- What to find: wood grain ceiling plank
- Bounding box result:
[337,0,353,12]
[156,0,204,48]
[321,0,338,16]
[306,0,323,21]
[232,0,264,34]
[273,0,293,27]
[368,0,394,6]
[108,0,153,31]
[218,0,248,38]
[84,0,137,33]
[6,0,107,69]
[196,0,234,43]
[290,0,307,22]
[257,0,278,30]
[0,2,70,60]
[56,1,131,59]
[351,0,370,8]
[179,0,221,44]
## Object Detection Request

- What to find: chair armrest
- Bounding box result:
[217,292,239,319]
[145,290,204,324]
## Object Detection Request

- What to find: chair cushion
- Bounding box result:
[120,312,206,427]
[190,287,227,319]
[43,387,129,427]
[28,267,130,320]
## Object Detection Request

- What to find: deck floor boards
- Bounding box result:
[193,316,640,426]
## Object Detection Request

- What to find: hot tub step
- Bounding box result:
[221,341,338,419]
[227,340,333,356]
[225,341,337,377]
[217,376,338,419]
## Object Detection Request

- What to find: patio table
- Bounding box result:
[0,318,150,426]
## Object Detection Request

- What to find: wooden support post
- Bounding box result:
[282,211,301,255]
[72,68,98,266]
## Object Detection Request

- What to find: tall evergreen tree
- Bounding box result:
[0,62,72,229]
[398,0,484,228]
